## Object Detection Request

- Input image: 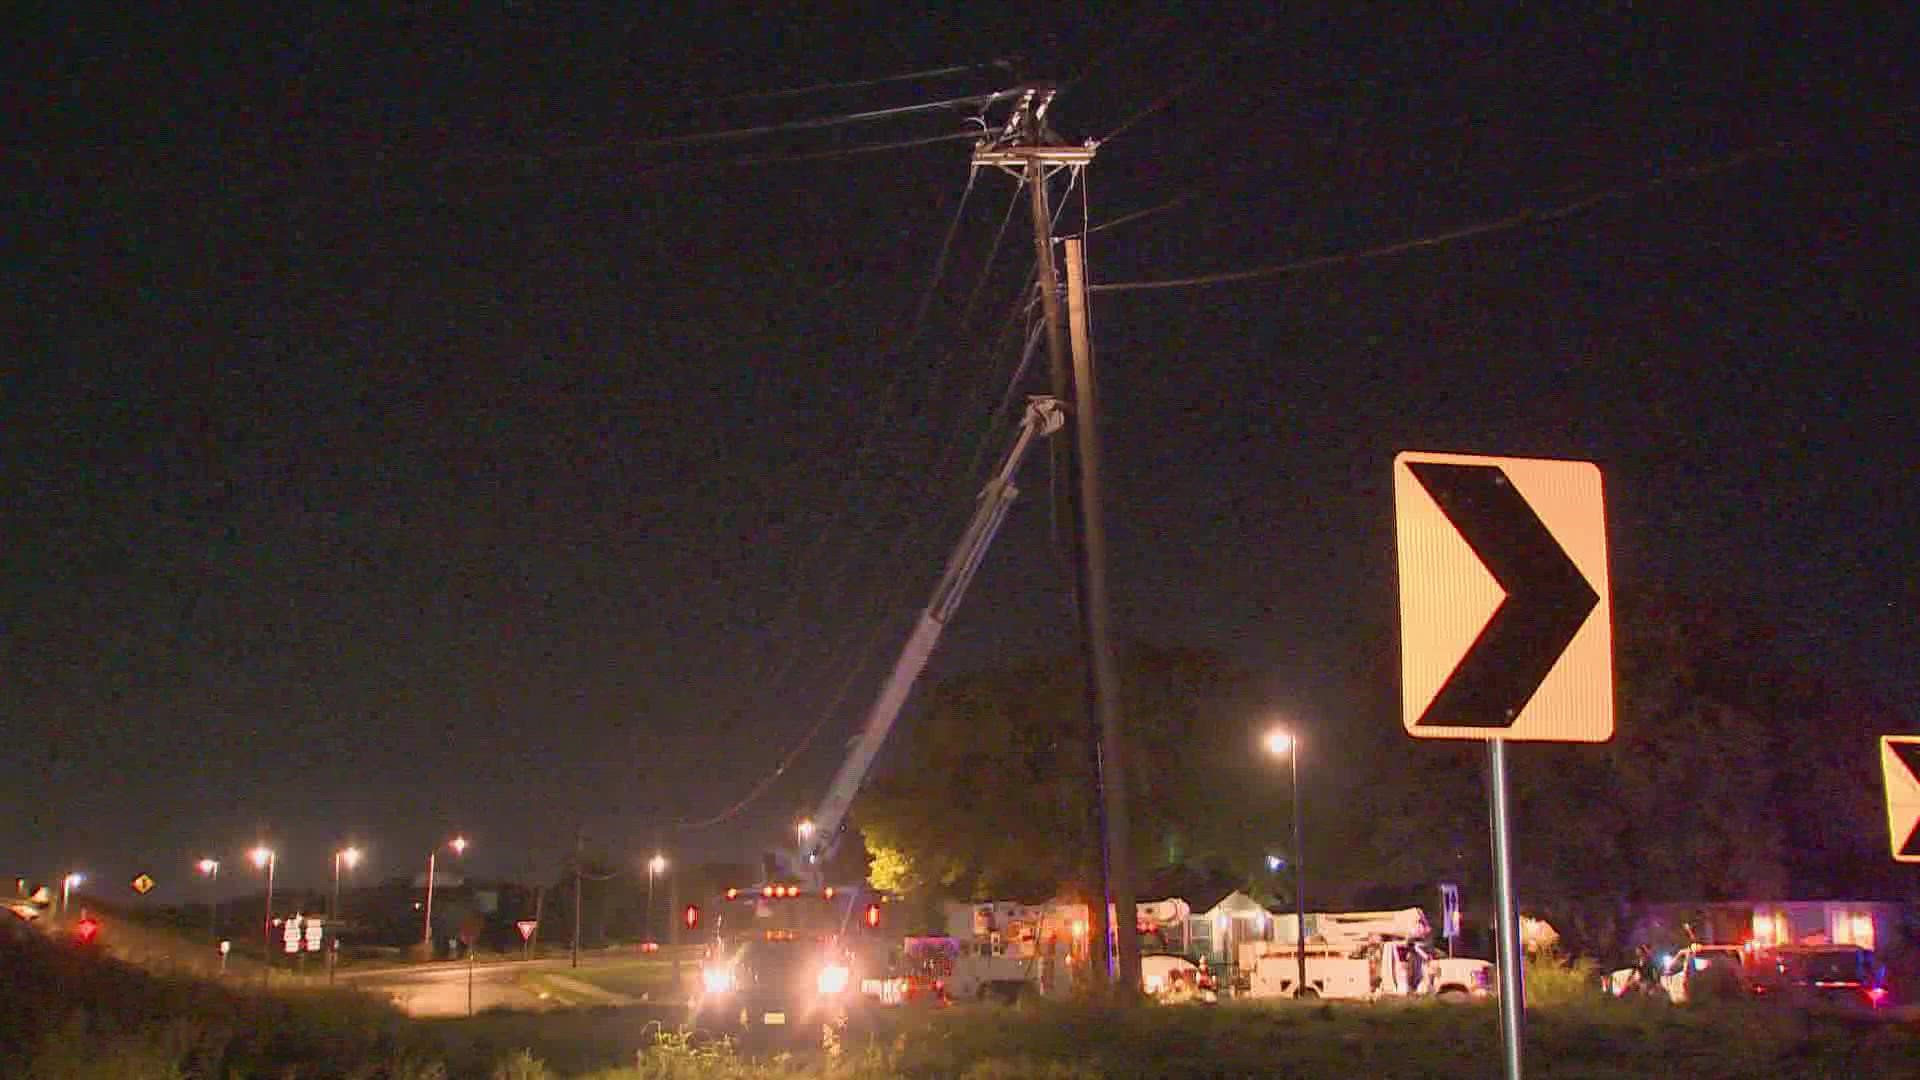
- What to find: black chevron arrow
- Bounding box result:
[1894,742,1920,858]
[1408,462,1599,728]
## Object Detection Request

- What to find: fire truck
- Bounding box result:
[692,883,899,1039]
[1242,909,1495,1001]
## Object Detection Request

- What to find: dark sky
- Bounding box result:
[7,7,1917,898]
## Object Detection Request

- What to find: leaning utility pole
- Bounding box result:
[974,86,1138,993]
[1063,234,1138,993]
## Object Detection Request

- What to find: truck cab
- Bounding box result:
[692,885,886,1044]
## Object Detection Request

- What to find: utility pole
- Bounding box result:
[531,883,545,959]
[571,829,583,969]
[1064,235,1138,993]
[974,86,1139,993]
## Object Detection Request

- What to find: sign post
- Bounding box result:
[517,919,538,961]
[1439,883,1461,957]
[1395,451,1613,1080]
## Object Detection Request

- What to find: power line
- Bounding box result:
[640,89,1019,148]
[1096,19,1279,145]
[674,184,1039,832]
[1091,141,1793,294]
[1086,189,1199,235]
[670,170,996,830]
[1058,11,1181,101]
[706,61,1013,104]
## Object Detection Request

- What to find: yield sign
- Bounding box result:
[517,919,539,941]
[1881,736,1920,863]
[1395,452,1613,741]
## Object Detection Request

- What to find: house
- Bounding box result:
[1630,900,1910,954]
[1131,864,1276,963]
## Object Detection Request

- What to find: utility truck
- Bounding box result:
[1242,908,1494,1001]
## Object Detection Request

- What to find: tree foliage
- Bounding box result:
[851,643,1271,906]
[854,590,1906,956]
[1339,585,1911,957]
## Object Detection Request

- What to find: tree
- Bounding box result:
[1341,585,1907,958]
[851,643,1269,908]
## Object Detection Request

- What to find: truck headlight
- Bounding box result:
[702,966,735,994]
[817,963,851,995]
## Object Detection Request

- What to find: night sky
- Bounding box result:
[7,7,1917,898]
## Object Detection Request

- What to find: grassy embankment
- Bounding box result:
[8,927,1920,1078]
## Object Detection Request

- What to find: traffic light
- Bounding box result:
[683,904,700,930]
[73,914,101,945]
[864,903,881,929]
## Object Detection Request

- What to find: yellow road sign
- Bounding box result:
[1882,736,1920,863]
[1395,451,1613,741]
[130,873,156,895]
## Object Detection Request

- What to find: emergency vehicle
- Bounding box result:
[1242,908,1495,1001]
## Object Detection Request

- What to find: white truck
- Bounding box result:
[1242,908,1495,1002]
[916,900,1065,1003]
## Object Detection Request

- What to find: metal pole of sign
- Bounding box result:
[1488,739,1526,1080]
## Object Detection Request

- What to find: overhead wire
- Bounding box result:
[1090,140,1794,294]
[1057,11,1182,103]
[1087,189,1199,235]
[706,61,1012,104]
[1095,18,1281,145]
[1082,10,1634,236]
[673,168,1010,829]
[676,165,1045,831]
[751,187,1035,815]
[638,89,1020,148]
[757,161,984,645]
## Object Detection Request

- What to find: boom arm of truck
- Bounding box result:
[799,397,1065,874]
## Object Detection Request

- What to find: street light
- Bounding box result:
[249,846,275,985]
[197,858,220,939]
[61,872,84,916]
[646,854,667,943]
[797,819,815,863]
[423,836,467,957]
[332,845,362,922]
[1265,728,1308,999]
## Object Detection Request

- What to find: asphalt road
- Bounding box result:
[337,953,691,1017]
[337,958,556,1016]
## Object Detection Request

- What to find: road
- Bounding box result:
[337,953,691,1018]
[336,958,551,1016]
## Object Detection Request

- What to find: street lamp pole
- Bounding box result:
[332,846,361,923]
[647,854,667,943]
[249,847,275,986]
[1266,729,1308,998]
[424,836,466,957]
[1289,741,1307,999]
[197,858,220,939]
[61,872,84,917]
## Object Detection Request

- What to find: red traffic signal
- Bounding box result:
[73,915,101,944]
[683,904,700,930]
[864,904,881,929]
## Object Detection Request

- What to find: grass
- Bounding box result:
[9,925,1920,1078]
[541,952,697,1002]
